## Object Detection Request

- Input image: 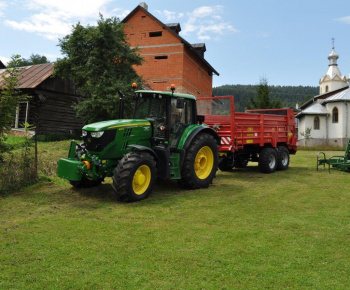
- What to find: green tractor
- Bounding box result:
[57,88,219,201]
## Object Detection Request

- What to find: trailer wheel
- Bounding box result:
[112,151,156,202]
[218,157,233,171]
[277,146,290,171]
[179,133,218,189]
[234,158,248,168]
[69,143,103,188]
[258,147,277,174]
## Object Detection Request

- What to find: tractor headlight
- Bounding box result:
[91,131,104,138]
[82,130,87,137]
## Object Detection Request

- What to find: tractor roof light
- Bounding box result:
[170,84,176,92]
[132,83,137,89]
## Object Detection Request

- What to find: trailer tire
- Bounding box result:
[277,146,290,171]
[258,147,277,174]
[112,151,156,202]
[218,158,233,171]
[234,158,248,168]
[179,133,218,189]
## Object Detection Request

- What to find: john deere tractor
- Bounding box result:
[57,87,219,201]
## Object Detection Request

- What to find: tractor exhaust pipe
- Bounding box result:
[117,90,125,119]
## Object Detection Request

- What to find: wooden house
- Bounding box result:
[122,3,219,98]
[0,63,83,135]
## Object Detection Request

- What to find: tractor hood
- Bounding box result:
[83,119,151,131]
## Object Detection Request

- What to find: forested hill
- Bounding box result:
[213,85,319,112]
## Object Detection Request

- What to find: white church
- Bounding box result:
[297,43,350,147]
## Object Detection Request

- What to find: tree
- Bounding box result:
[54,15,144,123]
[0,55,29,163]
[8,54,50,67]
[247,77,283,110]
[300,127,312,146]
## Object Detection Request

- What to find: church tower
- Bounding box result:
[319,39,348,94]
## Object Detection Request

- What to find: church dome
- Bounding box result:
[328,49,339,60]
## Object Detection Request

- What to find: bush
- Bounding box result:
[0,138,37,197]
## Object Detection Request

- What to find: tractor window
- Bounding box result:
[169,99,194,147]
[135,95,167,121]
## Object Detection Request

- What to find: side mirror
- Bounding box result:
[176,98,185,109]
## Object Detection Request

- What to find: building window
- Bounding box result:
[154,56,168,60]
[149,31,162,37]
[314,116,320,130]
[332,107,339,123]
[326,85,329,93]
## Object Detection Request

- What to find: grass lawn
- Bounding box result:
[1,142,350,288]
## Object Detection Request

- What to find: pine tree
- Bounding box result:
[247,77,282,110]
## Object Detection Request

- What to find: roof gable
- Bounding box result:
[122,5,219,76]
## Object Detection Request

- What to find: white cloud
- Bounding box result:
[4,0,115,40]
[111,8,130,20]
[5,13,72,40]
[182,5,239,41]
[336,16,350,24]
[155,6,238,41]
[0,1,7,18]
[25,0,112,19]
[155,9,184,22]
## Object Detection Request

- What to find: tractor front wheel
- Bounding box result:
[112,151,156,202]
[179,133,218,189]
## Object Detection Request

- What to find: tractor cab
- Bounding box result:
[133,90,197,149]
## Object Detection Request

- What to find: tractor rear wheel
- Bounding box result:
[258,147,277,174]
[179,133,218,189]
[277,146,290,171]
[112,151,156,202]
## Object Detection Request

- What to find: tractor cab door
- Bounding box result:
[169,98,195,148]
[134,93,168,144]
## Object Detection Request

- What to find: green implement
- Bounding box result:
[317,138,350,173]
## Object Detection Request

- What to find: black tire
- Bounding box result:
[112,151,156,202]
[277,146,290,171]
[234,158,248,168]
[218,157,233,171]
[179,133,218,189]
[258,147,277,174]
[69,143,103,188]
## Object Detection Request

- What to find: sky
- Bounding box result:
[1,0,350,87]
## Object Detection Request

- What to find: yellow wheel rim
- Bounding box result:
[194,146,214,179]
[132,165,151,195]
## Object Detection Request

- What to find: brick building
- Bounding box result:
[122,3,219,98]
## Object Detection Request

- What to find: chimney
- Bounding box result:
[139,2,148,10]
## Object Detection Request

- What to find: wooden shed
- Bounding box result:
[0,63,84,135]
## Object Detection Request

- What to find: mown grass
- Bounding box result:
[1,142,350,288]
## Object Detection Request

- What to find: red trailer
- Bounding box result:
[197,96,297,173]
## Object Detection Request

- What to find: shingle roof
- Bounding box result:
[0,63,53,89]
